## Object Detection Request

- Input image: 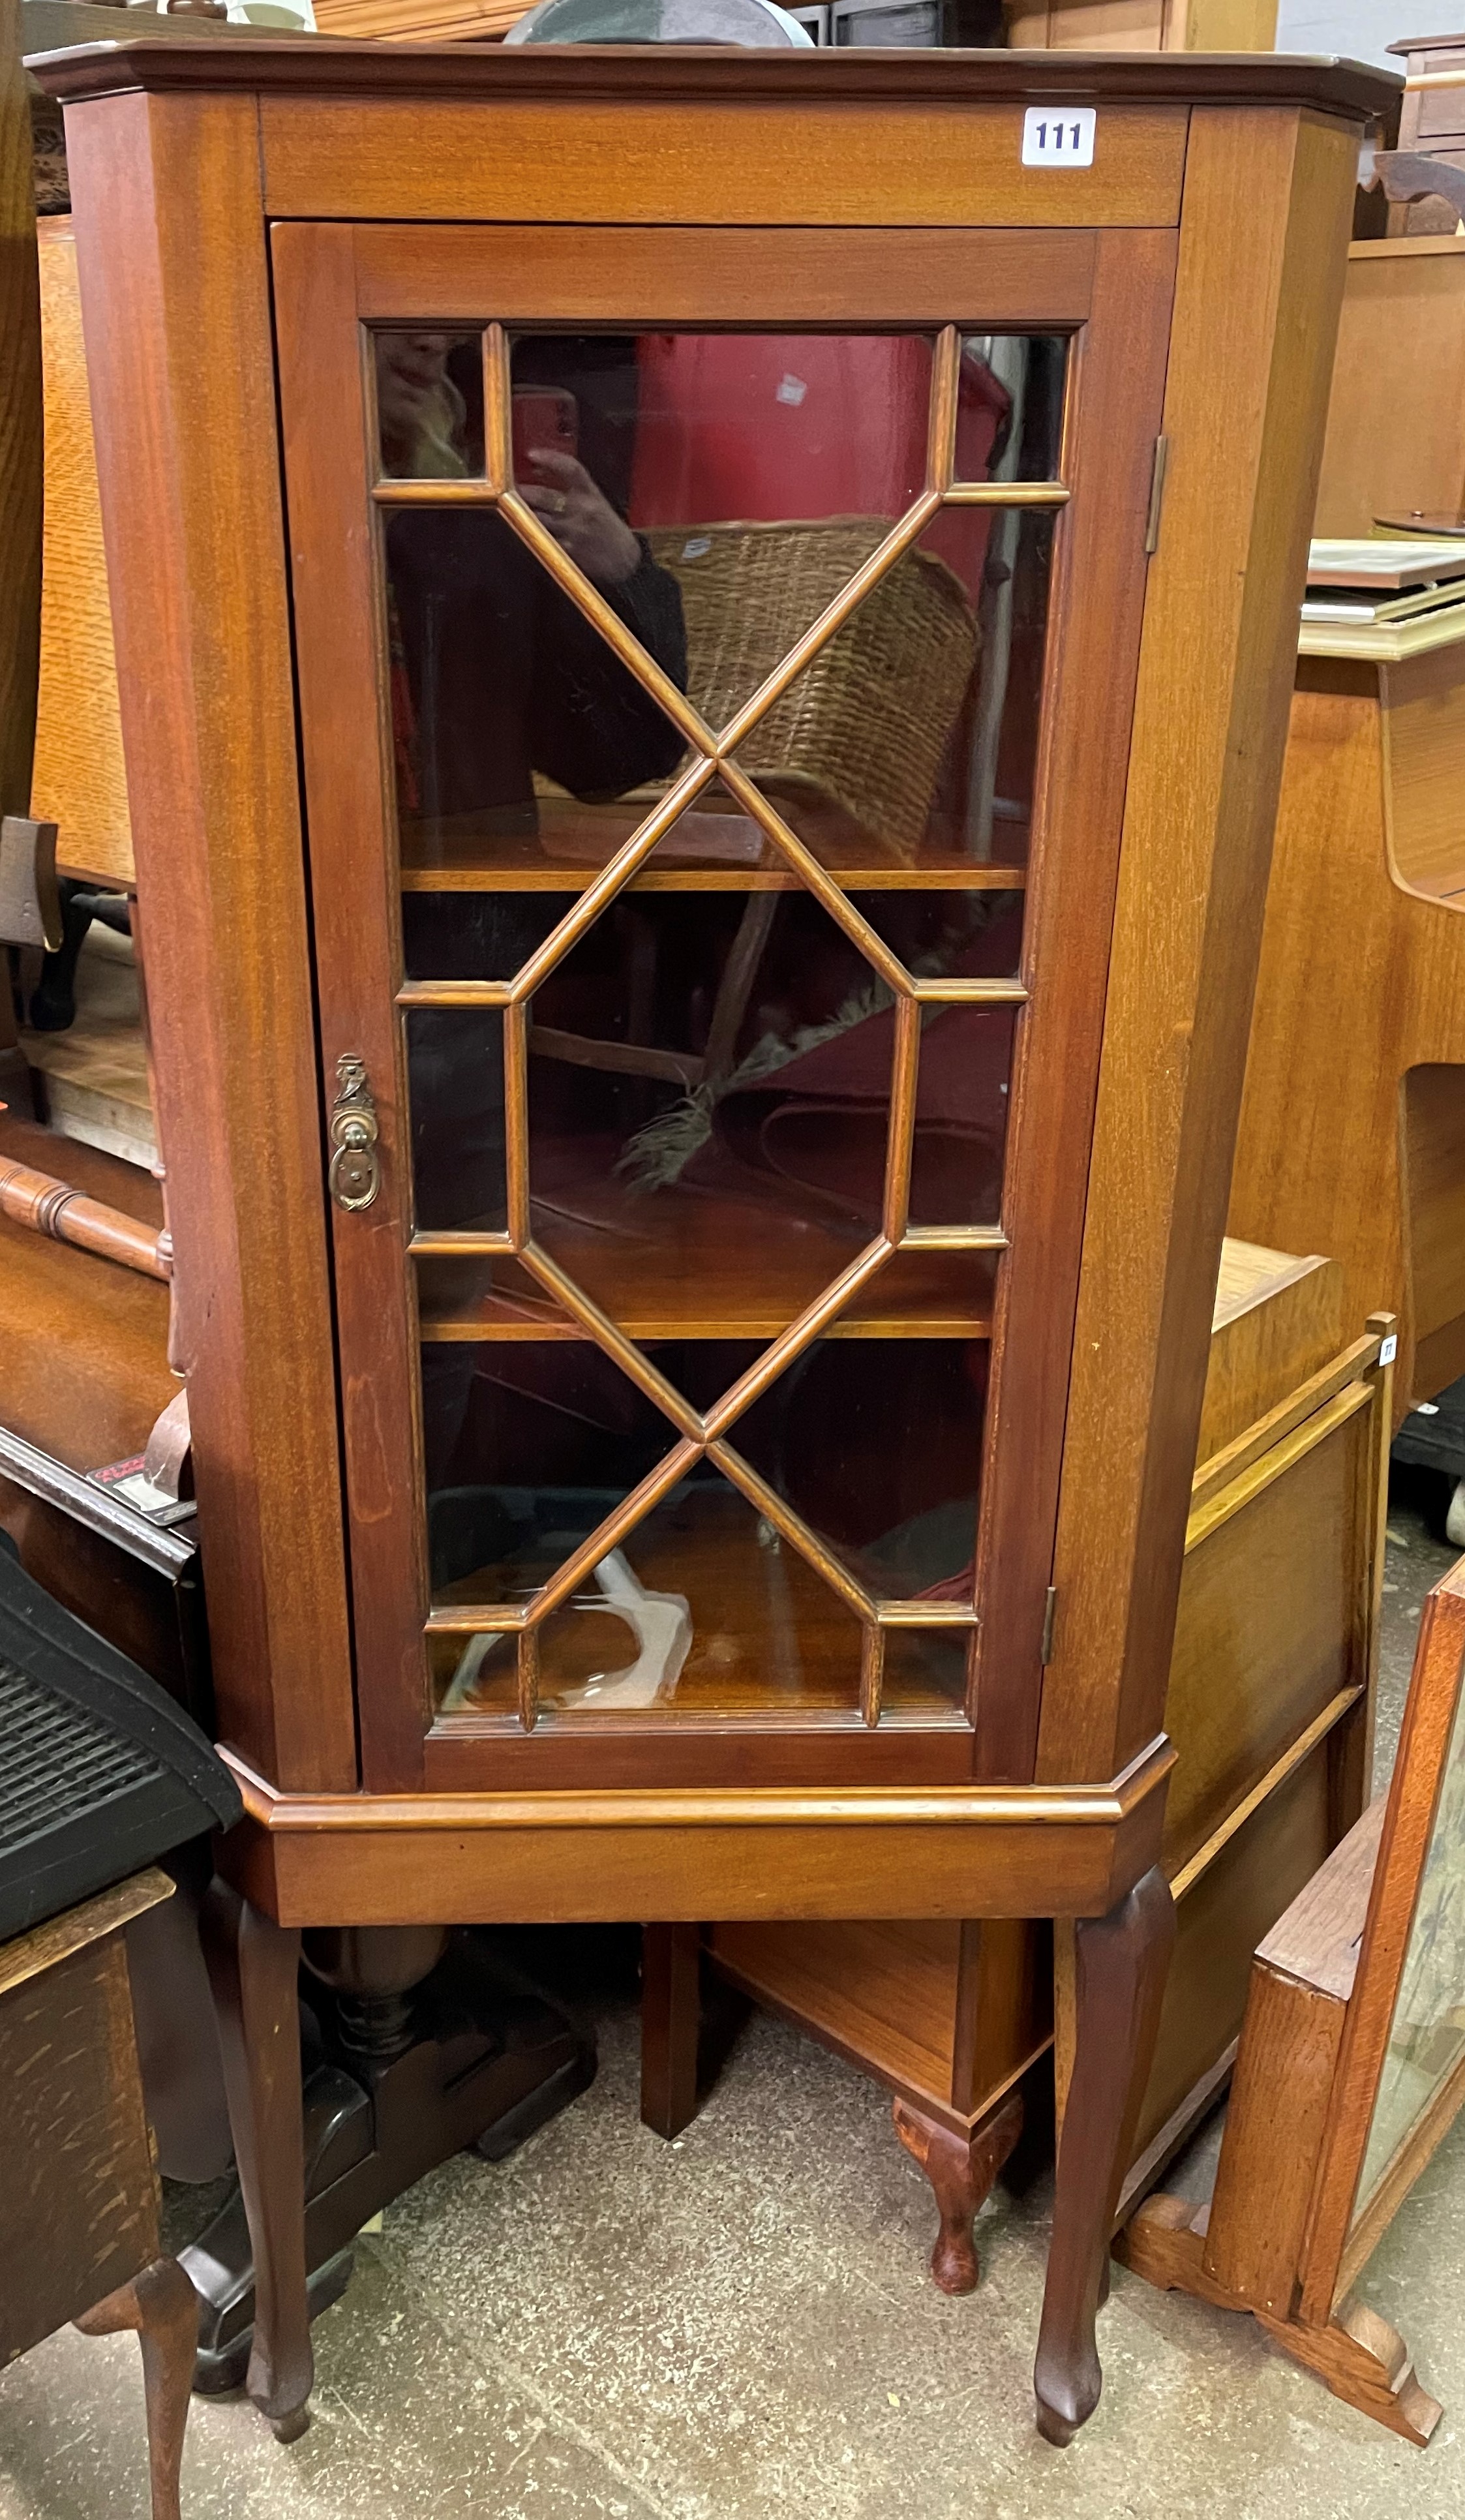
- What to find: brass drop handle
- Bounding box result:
[328,1054,381,1212]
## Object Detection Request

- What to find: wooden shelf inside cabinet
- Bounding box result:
[399,803,1031,895]
[27,29,1393,2447]
[416,1219,997,1343]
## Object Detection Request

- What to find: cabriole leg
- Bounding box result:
[75,2256,198,2520]
[894,2088,1025,2295]
[202,1880,311,2438]
[1035,1864,1175,2446]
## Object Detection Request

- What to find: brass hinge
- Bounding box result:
[1040,1585,1057,1665]
[1143,435,1170,557]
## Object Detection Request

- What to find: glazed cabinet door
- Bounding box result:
[273,221,1174,1792]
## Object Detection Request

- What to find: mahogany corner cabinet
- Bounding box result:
[33,35,1393,2446]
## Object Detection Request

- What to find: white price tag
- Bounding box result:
[1021,106,1096,168]
[1379,1333,1398,1367]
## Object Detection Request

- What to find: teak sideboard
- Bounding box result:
[27,36,1391,2445]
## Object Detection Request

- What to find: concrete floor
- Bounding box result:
[3,1476,1464,2520]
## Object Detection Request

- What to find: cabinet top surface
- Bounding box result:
[28,37,1398,119]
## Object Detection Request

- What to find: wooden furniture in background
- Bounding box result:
[31,212,132,888]
[1120,1552,1465,2448]
[646,1245,1393,2283]
[33,37,1387,2446]
[0,0,40,839]
[1229,598,1465,1417]
[1312,234,1465,540]
[1002,0,1273,48]
[1385,32,1465,234]
[0,1870,198,2520]
[312,0,524,33]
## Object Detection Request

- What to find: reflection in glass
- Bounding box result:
[954,335,1066,486]
[422,1335,681,1603]
[729,508,1053,871]
[435,1470,869,1720]
[907,1001,1016,1229]
[376,330,486,478]
[731,1337,986,1600]
[404,1007,507,1235]
[525,886,894,1352]
[1357,1678,1465,2209]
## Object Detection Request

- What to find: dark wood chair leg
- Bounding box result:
[893,2087,1025,2295]
[641,1922,702,2140]
[202,1879,312,2438]
[1035,1863,1175,2447]
[76,2256,198,2520]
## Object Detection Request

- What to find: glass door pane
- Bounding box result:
[382,324,1056,1730]
[275,219,1173,1782]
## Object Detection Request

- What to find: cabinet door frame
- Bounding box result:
[273,217,1175,1793]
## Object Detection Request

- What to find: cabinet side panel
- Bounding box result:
[1164,1404,1368,1875]
[63,91,357,1791]
[1130,1738,1332,2169]
[1041,105,1361,1786]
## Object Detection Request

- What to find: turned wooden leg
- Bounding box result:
[641,1922,701,2140]
[76,2257,198,2520]
[894,2089,1025,2295]
[1035,1864,1175,2447]
[202,1880,312,2439]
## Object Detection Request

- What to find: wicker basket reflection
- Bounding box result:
[644,518,978,861]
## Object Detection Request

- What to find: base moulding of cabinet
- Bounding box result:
[216,1738,1175,1927]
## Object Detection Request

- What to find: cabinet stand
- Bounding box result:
[1034,1866,1175,2446]
[202,1883,312,2437]
[200,1890,597,2428]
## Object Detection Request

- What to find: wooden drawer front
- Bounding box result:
[1132,1740,1333,2166]
[1415,80,1465,145]
[0,1936,157,2363]
[1162,1395,1373,1878]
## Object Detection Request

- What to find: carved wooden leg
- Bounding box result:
[641,1922,701,2140]
[76,2257,198,2520]
[1035,1864,1175,2446]
[202,1880,312,2439]
[893,2089,1025,2295]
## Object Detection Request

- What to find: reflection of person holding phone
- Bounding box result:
[377,335,690,1485]
[377,331,687,828]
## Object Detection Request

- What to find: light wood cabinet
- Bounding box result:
[1229,609,1465,1414]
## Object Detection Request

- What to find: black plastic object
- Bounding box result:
[1393,1374,1465,1483]
[184,1935,597,2392]
[0,1533,241,1940]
